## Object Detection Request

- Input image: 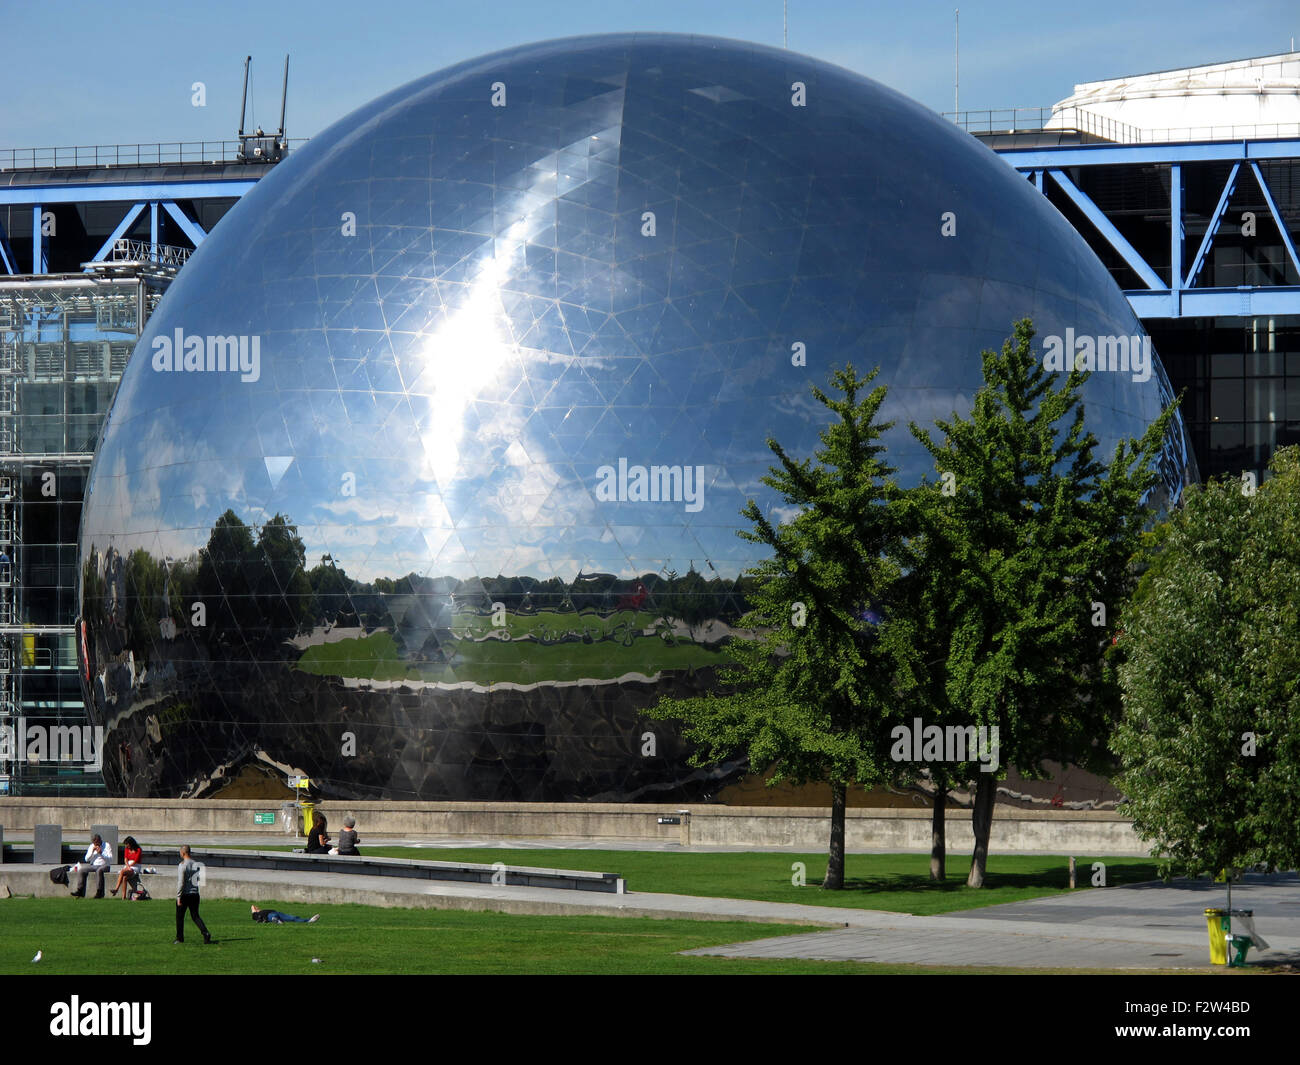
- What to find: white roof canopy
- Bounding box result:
[1046,52,1300,141]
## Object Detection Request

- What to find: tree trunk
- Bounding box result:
[930,782,947,882]
[966,772,995,887]
[824,780,846,889]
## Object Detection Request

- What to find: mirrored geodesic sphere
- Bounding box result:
[78,33,1195,800]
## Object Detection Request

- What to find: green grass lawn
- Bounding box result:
[218,847,1162,915]
[449,608,665,640]
[0,851,1203,975]
[0,897,1068,975]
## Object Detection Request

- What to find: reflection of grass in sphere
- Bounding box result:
[450,608,663,640]
[294,628,725,685]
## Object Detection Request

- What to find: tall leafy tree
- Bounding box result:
[648,365,909,889]
[878,515,970,881]
[256,513,313,637]
[1113,446,1300,875]
[196,509,259,639]
[907,319,1178,886]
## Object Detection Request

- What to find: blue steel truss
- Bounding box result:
[8,139,1299,324]
[0,177,257,275]
[0,223,15,274]
[997,139,1300,319]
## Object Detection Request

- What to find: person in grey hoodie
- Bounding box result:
[174,845,212,944]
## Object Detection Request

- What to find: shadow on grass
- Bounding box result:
[837,862,1163,895]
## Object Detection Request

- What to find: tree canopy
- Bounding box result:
[903,318,1179,885]
[1113,445,1300,876]
[648,363,908,888]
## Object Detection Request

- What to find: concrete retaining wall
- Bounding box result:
[0,867,828,923]
[0,798,1151,854]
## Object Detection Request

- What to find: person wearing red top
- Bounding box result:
[112,836,143,899]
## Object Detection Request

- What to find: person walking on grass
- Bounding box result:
[174,845,213,945]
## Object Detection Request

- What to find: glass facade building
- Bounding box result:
[1023,155,1300,484]
[0,272,168,793]
[76,34,1194,801]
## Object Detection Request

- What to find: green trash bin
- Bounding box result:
[1227,908,1256,967]
[1227,934,1252,967]
[1206,907,1258,966]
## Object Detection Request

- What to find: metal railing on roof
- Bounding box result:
[0,140,308,171]
[108,239,192,268]
[1120,121,1300,143]
[945,108,1300,144]
[944,107,1141,143]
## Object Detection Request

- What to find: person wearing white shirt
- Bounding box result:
[70,834,112,898]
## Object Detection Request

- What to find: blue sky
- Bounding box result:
[2,0,1296,148]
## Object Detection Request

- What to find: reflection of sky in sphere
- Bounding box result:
[81,33,1194,584]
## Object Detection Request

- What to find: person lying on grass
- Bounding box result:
[251,904,320,924]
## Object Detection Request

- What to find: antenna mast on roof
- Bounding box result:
[238,55,250,141]
[278,55,289,145]
[237,55,290,164]
[955,9,960,114]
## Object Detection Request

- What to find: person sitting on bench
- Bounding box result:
[70,834,112,898]
[111,836,143,898]
[334,817,361,856]
[304,814,331,854]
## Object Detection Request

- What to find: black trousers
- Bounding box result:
[175,894,210,941]
[72,868,107,898]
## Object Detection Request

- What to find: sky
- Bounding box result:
[1,0,1296,149]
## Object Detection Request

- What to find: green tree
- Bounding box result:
[196,510,258,639]
[308,556,355,623]
[648,364,909,889]
[124,549,165,658]
[655,564,709,641]
[255,514,314,637]
[878,517,970,881]
[1112,446,1300,876]
[907,318,1178,887]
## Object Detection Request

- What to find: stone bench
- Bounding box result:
[168,847,626,894]
[0,842,625,894]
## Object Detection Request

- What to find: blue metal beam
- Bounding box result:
[1184,163,1238,290]
[150,202,158,247]
[160,201,208,247]
[0,219,16,275]
[0,180,256,206]
[31,205,47,274]
[999,138,1300,169]
[88,202,148,263]
[1128,286,1300,319]
[1169,164,1183,315]
[1046,169,1165,290]
[1249,161,1300,279]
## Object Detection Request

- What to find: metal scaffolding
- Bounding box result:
[0,264,175,793]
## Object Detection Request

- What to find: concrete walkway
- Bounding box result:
[684,873,1300,970]
[187,862,1298,971]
